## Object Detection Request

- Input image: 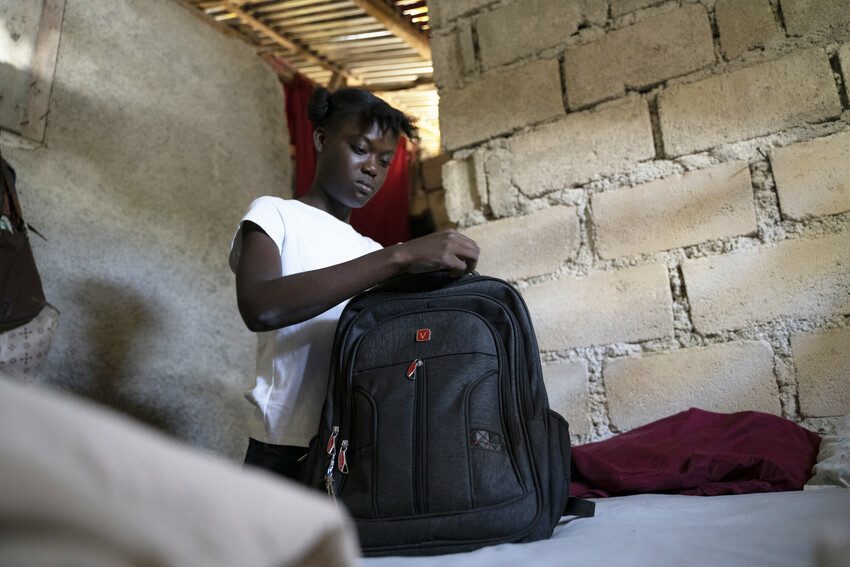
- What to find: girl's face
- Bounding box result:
[314,117,399,209]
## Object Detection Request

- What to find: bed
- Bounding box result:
[364,489,850,566]
[2,373,847,566]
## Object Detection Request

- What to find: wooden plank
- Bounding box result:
[21,0,66,142]
[350,0,430,60]
[261,52,297,84]
[220,1,359,82]
[327,71,347,90]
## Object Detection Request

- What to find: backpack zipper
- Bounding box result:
[413,359,427,513]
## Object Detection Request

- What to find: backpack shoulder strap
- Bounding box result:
[564,497,596,518]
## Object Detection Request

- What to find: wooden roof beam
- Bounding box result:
[217,1,359,83]
[349,0,431,60]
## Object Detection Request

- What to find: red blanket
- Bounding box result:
[570,408,821,498]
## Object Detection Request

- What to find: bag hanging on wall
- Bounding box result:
[0,150,46,330]
[301,271,594,556]
[0,149,57,379]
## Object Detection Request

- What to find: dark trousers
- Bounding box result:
[243,437,309,484]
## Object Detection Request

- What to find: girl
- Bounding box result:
[229,87,479,482]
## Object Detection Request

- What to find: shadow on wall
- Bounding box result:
[72,279,172,432]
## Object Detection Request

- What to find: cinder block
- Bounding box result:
[792,326,850,417]
[605,341,780,431]
[840,42,850,107]
[461,205,581,281]
[477,0,607,70]
[781,0,850,37]
[542,360,592,435]
[428,0,494,28]
[442,158,482,222]
[682,232,850,334]
[483,148,517,218]
[564,5,714,109]
[523,263,674,350]
[426,189,452,229]
[510,98,654,197]
[610,0,665,17]
[658,48,842,157]
[420,153,450,192]
[715,0,783,60]
[771,130,850,220]
[593,161,757,258]
[439,59,565,151]
[431,22,476,89]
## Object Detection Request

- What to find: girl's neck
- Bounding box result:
[298,184,352,223]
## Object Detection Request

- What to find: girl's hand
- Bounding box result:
[395,229,479,276]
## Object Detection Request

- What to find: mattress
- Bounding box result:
[363,489,850,566]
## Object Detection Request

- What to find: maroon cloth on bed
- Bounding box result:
[570,408,821,498]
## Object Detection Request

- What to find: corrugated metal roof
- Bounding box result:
[184,0,440,155]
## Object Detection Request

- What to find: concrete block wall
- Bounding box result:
[428,0,850,441]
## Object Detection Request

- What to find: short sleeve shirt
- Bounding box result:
[229,197,383,446]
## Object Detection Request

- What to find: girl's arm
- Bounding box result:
[235,221,479,332]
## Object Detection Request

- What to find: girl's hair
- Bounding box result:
[307,87,420,141]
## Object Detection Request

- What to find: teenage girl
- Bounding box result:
[229,87,480,482]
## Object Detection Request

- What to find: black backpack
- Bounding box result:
[301,272,594,556]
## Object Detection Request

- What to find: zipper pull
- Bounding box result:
[406,358,423,380]
[338,439,349,474]
[324,474,337,504]
[326,425,339,455]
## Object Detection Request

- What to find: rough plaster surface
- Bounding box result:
[714,0,783,60]
[593,161,757,258]
[683,233,850,334]
[564,4,715,109]
[791,327,850,417]
[523,264,674,350]
[509,98,655,197]
[477,0,607,71]
[771,129,850,220]
[658,48,843,156]
[780,0,850,37]
[1,0,290,460]
[605,341,780,431]
[439,58,565,151]
[462,205,581,281]
[542,359,592,435]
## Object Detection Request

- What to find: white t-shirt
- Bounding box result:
[229,197,383,446]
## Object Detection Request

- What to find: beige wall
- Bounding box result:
[0,0,291,459]
[429,0,850,441]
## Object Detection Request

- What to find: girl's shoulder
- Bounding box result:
[247,196,315,219]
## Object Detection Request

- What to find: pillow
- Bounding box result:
[806,413,850,489]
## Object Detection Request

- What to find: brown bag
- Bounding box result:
[0,150,46,331]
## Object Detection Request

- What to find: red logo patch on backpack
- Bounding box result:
[416,329,431,342]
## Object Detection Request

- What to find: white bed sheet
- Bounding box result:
[363,489,850,566]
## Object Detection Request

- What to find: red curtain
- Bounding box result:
[284,74,317,198]
[283,73,414,246]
